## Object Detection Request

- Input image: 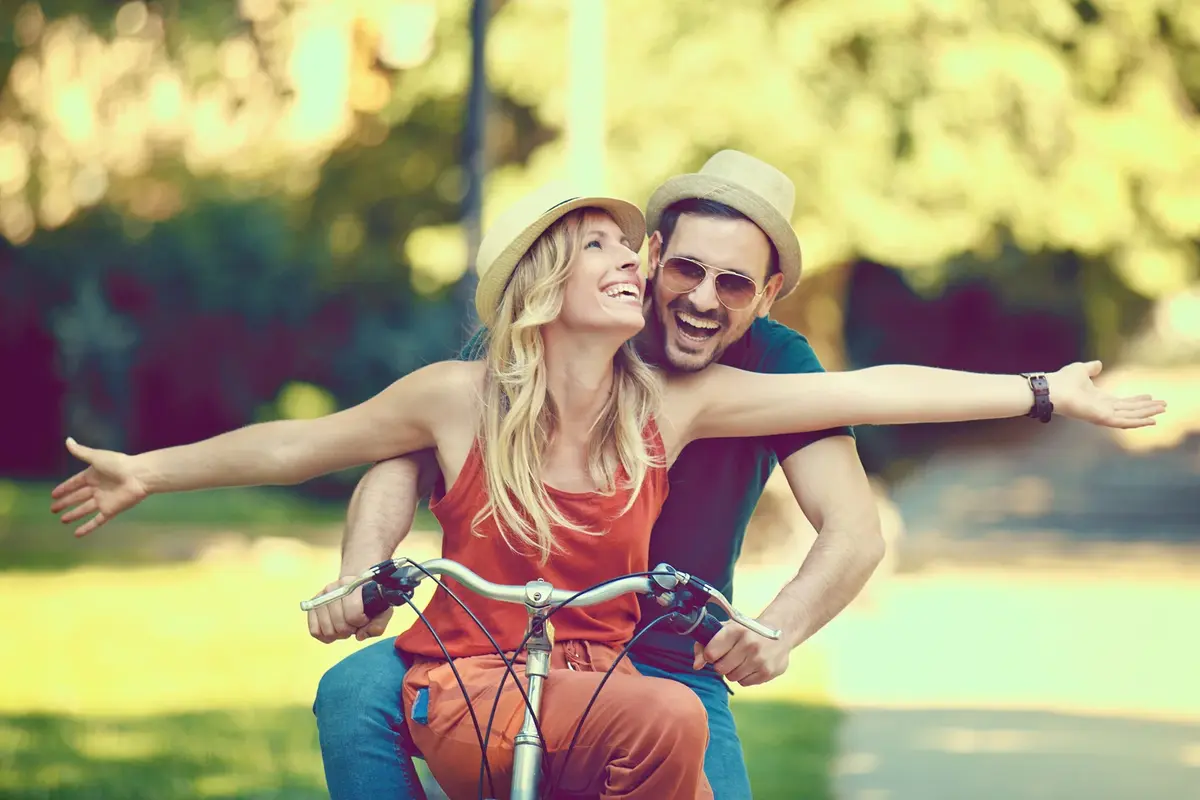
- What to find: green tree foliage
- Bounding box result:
[1,0,1196,477]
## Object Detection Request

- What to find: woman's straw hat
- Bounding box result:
[474,182,646,327]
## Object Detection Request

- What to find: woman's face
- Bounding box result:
[555,211,646,337]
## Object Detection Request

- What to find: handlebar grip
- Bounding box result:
[361,581,390,620]
[691,612,723,645]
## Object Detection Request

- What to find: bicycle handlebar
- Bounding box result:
[301,557,781,642]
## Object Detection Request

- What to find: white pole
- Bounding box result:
[567,0,605,188]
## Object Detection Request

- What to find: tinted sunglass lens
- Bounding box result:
[663,258,705,290]
[716,274,757,309]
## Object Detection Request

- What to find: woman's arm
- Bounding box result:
[51,360,474,535]
[664,360,1165,449]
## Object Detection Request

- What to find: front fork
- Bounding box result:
[509,580,555,800]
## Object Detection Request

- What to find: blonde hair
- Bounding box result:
[475,209,663,564]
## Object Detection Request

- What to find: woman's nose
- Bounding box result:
[618,247,640,272]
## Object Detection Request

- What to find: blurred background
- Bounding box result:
[1,1,1198,798]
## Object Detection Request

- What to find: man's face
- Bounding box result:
[644,213,783,372]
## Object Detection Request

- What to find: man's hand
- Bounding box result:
[312,452,437,644]
[693,619,791,687]
[1050,361,1166,428]
[307,576,394,644]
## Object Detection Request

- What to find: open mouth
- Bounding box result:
[603,282,642,305]
[674,311,721,342]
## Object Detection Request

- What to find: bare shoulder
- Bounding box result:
[400,359,484,414]
[658,366,730,459]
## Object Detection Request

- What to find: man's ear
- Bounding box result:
[756,272,786,318]
[645,231,664,278]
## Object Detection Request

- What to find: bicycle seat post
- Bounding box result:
[510,579,554,800]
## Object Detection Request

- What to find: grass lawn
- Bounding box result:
[0,480,438,570]
[1,480,840,799]
[0,702,839,800]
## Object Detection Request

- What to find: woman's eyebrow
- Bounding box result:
[584,229,632,249]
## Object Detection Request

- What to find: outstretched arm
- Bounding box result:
[51,360,471,535]
[666,360,1164,450]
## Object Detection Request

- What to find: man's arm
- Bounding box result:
[308,328,487,642]
[697,436,884,686]
[664,360,1163,456]
[761,437,883,645]
[308,450,441,643]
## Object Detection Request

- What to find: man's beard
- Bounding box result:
[652,297,736,373]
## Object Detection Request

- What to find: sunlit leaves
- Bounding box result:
[474,0,1200,296]
[2,0,1196,300]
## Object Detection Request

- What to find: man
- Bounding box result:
[309,150,886,799]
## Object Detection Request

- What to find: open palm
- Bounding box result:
[50,438,149,536]
[1050,361,1167,429]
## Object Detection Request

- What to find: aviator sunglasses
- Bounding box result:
[657,256,766,311]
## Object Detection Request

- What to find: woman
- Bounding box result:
[50,183,1164,799]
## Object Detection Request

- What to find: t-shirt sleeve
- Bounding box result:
[456,326,488,361]
[760,327,855,463]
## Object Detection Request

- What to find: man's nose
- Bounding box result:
[688,273,721,312]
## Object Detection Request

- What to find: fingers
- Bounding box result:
[708,636,749,678]
[50,485,93,514]
[74,510,107,537]
[723,654,758,684]
[50,470,89,500]
[1115,397,1165,411]
[357,609,392,641]
[59,498,97,524]
[1087,360,1103,377]
[326,595,349,638]
[1095,398,1166,429]
[64,437,97,465]
[313,600,337,644]
[699,622,736,669]
[308,610,323,642]
[343,586,370,630]
[737,670,769,687]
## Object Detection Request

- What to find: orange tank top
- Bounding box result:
[393,421,669,658]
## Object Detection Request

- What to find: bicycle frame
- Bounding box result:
[302,558,780,800]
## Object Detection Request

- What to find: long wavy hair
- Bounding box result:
[474,209,663,564]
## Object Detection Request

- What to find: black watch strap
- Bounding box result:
[1021,373,1054,423]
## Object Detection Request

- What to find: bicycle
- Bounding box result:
[302,557,781,800]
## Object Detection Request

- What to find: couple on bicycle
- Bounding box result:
[52,150,1165,799]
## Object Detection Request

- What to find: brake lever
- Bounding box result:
[685,574,782,641]
[299,558,408,612]
[646,563,781,641]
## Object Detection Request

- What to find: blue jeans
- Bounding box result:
[313,638,753,799]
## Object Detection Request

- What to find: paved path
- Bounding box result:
[834,707,1200,800]
[813,568,1200,800]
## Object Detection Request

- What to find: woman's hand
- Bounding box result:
[50,438,150,536]
[1049,361,1167,428]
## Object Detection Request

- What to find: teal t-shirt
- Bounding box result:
[454,317,852,675]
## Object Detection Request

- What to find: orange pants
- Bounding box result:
[401,641,713,799]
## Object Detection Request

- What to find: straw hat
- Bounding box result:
[474,182,646,327]
[645,150,803,297]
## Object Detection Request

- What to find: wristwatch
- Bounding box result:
[1021,373,1054,423]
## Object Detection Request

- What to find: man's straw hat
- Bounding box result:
[645,150,803,297]
[474,182,646,327]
